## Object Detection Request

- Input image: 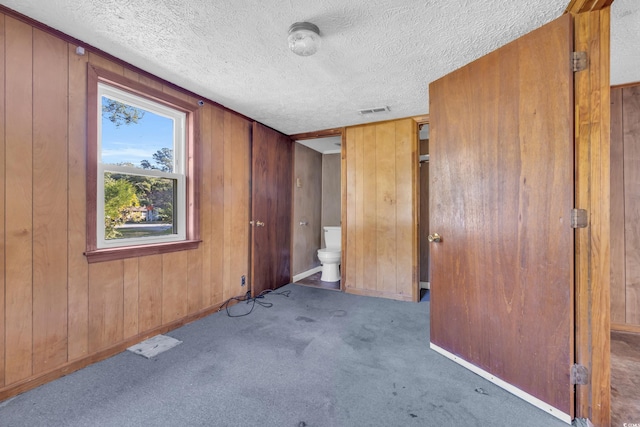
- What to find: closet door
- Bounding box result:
[250,122,292,296]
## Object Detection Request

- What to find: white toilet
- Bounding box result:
[317,226,341,282]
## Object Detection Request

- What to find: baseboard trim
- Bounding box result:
[293,266,322,283]
[345,287,413,302]
[611,322,640,334]
[429,343,571,424]
[420,281,430,290]
[0,301,229,402]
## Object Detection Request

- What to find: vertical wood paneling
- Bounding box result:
[223,113,234,300]
[375,122,397,294]
[123,258,139,338]
[162,251,188,324]
[88,261,124,352]
[138,255,163,331]
[610,87,626,324]
[187,246,204,313]
[5,17,34,384]
[345,128,357,288]
[344,120,417,301]
[395,119,416,299]
[197,105,212,309]
[232,116,251,298]
[354,128,365,289]
[32,29,69,374]
[0,11,254,400]
[226,114,251,300]
[209,106,225,305]
[88,53,123,74]
[623,86,640,325]
[0,13,6,387]
[362,126,377,290]
[67,43,89,360]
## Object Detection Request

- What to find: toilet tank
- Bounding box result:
[323,226,341,249]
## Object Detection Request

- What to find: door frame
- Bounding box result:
[568,4,612,426]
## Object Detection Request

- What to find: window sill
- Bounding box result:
[85,240,202,264]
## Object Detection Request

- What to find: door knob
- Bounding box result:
[256,221,265,227]
[428,233,442,243]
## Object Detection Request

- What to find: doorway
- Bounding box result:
[291,136,342,291]
[610,82,640,425]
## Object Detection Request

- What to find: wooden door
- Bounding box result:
[251,122,292,296]
[429,14,574,422]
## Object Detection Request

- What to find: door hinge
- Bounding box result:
[571,363,589,385]
[571,209,588,229]
[572,51,587,72]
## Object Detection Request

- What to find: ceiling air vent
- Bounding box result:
[358,106,390,115]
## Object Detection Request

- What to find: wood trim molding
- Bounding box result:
[611,323,640,334]
[0,301,227,402]
[611,81,640,90]
[573,8,612,427]
[412,114,430,125]
[566,0,614,13]
[0,4,254,124]
[289,127,343,140]
[85,65,201,262]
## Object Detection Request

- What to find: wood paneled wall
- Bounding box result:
[611,84,640,331]
[0,13,250,399]
[343,119,418,301]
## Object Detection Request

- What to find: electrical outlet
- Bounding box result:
[241,275,246,286]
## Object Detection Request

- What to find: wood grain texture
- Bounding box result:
[573,9,612,425]
[0,13,254,400]
[251,123,292,296]
[344,120,417,301]
[0,13,5,387]
[138,255,163,331]
[354,127,365,290]
[88,261,124,352]
[430,14,574,416]
[123,258,139,338]
[395,119,417,300]
[208,106,225,305]
[230,115,252,300]
[32,28,69,374]
[4,16,34,385]
[610,87,626,324]
[162,251,189,324]
[362,126,378,291]
[345,127,358,289]
[566,0,614,13]
[67,42,89,361]
[623,86,640,325]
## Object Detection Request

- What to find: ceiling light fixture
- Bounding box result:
[288,22,321,56]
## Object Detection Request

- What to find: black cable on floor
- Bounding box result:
[218,289,291,318]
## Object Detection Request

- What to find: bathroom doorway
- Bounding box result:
[290,136,342,291]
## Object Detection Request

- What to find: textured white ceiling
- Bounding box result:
[1,0,637,136]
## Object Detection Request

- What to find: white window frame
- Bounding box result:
[97,83,187,249]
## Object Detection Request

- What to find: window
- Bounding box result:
[86,66,200,263]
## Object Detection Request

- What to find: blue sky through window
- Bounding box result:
[101,97,174,167]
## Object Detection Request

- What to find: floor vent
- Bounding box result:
[358,106,390,115]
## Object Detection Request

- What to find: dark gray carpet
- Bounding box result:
[0,284,568,427]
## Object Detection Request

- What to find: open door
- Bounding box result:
[429,14,574,423]
[250,122,293,296]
